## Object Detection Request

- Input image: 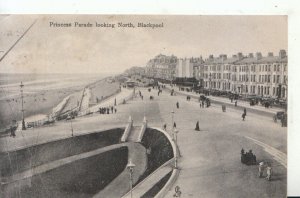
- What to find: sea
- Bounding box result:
[0,73,112,100]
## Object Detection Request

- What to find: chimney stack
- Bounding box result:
[279,50,286,59]
[233,55,237,58]
[248,53,254,58]
[237,52,243,60]
[256,52,262,60]
[219,54,227,61]
[209,55,214,60]
[268,52,274,57]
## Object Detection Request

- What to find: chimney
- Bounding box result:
[209,55,214,60]
[237,52,243,60]
[219,54,227,61]
[256,52,262,60]
[268,52,274,57]
[233,55,237,58]
[279,50,286,59]
[248,53,254,58]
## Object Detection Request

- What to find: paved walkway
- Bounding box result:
[121,165,173,198]
[126,87,286,198]
[94,143,147,198]
[89,88,133,113]
[127,126,142,142]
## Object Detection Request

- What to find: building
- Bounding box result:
[201,50,287,99]
[176,57,203,78]
[145,54,178,81]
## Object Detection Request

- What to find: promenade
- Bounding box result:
[1,85,287,197]
[0,88,134,152]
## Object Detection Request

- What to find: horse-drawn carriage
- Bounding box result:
[241,149,257,165]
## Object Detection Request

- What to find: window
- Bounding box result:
[273,87,275,96]
[273,65,276,72]
[277,75,280,83]
[277,65,280,72]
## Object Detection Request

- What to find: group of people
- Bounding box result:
[258,161,273,181]
[199,99,210,108]
[241,148,257,165]
[241,148,272,181]
[98,106,117,114]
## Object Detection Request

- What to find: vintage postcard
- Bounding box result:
[0,15,288,197]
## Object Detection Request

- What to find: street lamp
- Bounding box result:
[171,110,175,140]
[209,73,212,96]
[20,82,26,130]
[127,160,135,198]
[174,128,179,169]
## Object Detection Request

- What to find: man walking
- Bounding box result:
[163,123,167,131]
[242,112,246,121]
[176,102,179,109]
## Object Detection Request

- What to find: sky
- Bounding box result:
[0,15,287,74]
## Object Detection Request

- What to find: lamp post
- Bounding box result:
[174,128,179,169]
[127,160,135,198]
[20,82,26,130]
[171,110,175,140]
[209,73,212,96]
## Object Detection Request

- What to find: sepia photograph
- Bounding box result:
[0,14,289,197]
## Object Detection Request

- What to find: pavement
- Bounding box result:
[164,84,285,116]
[119,87,286,198]
[1,85,287,198]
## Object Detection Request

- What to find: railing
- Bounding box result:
[121,118,133,142]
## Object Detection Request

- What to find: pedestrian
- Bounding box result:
[258,162,265,178]
[163,123,167,131]
[202,100,205,108]
[195,121,200,131]
[200,103,202,108]
[242,113,246,121]
[266,164,272,181]
[176,102,179,109]
[241,148,245,163]
[10,126,16,138]
[114,108,117,113]
[173,122,177,129]
[111,106,114,113]
[244,108,247,116]
[235,100,237,107]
